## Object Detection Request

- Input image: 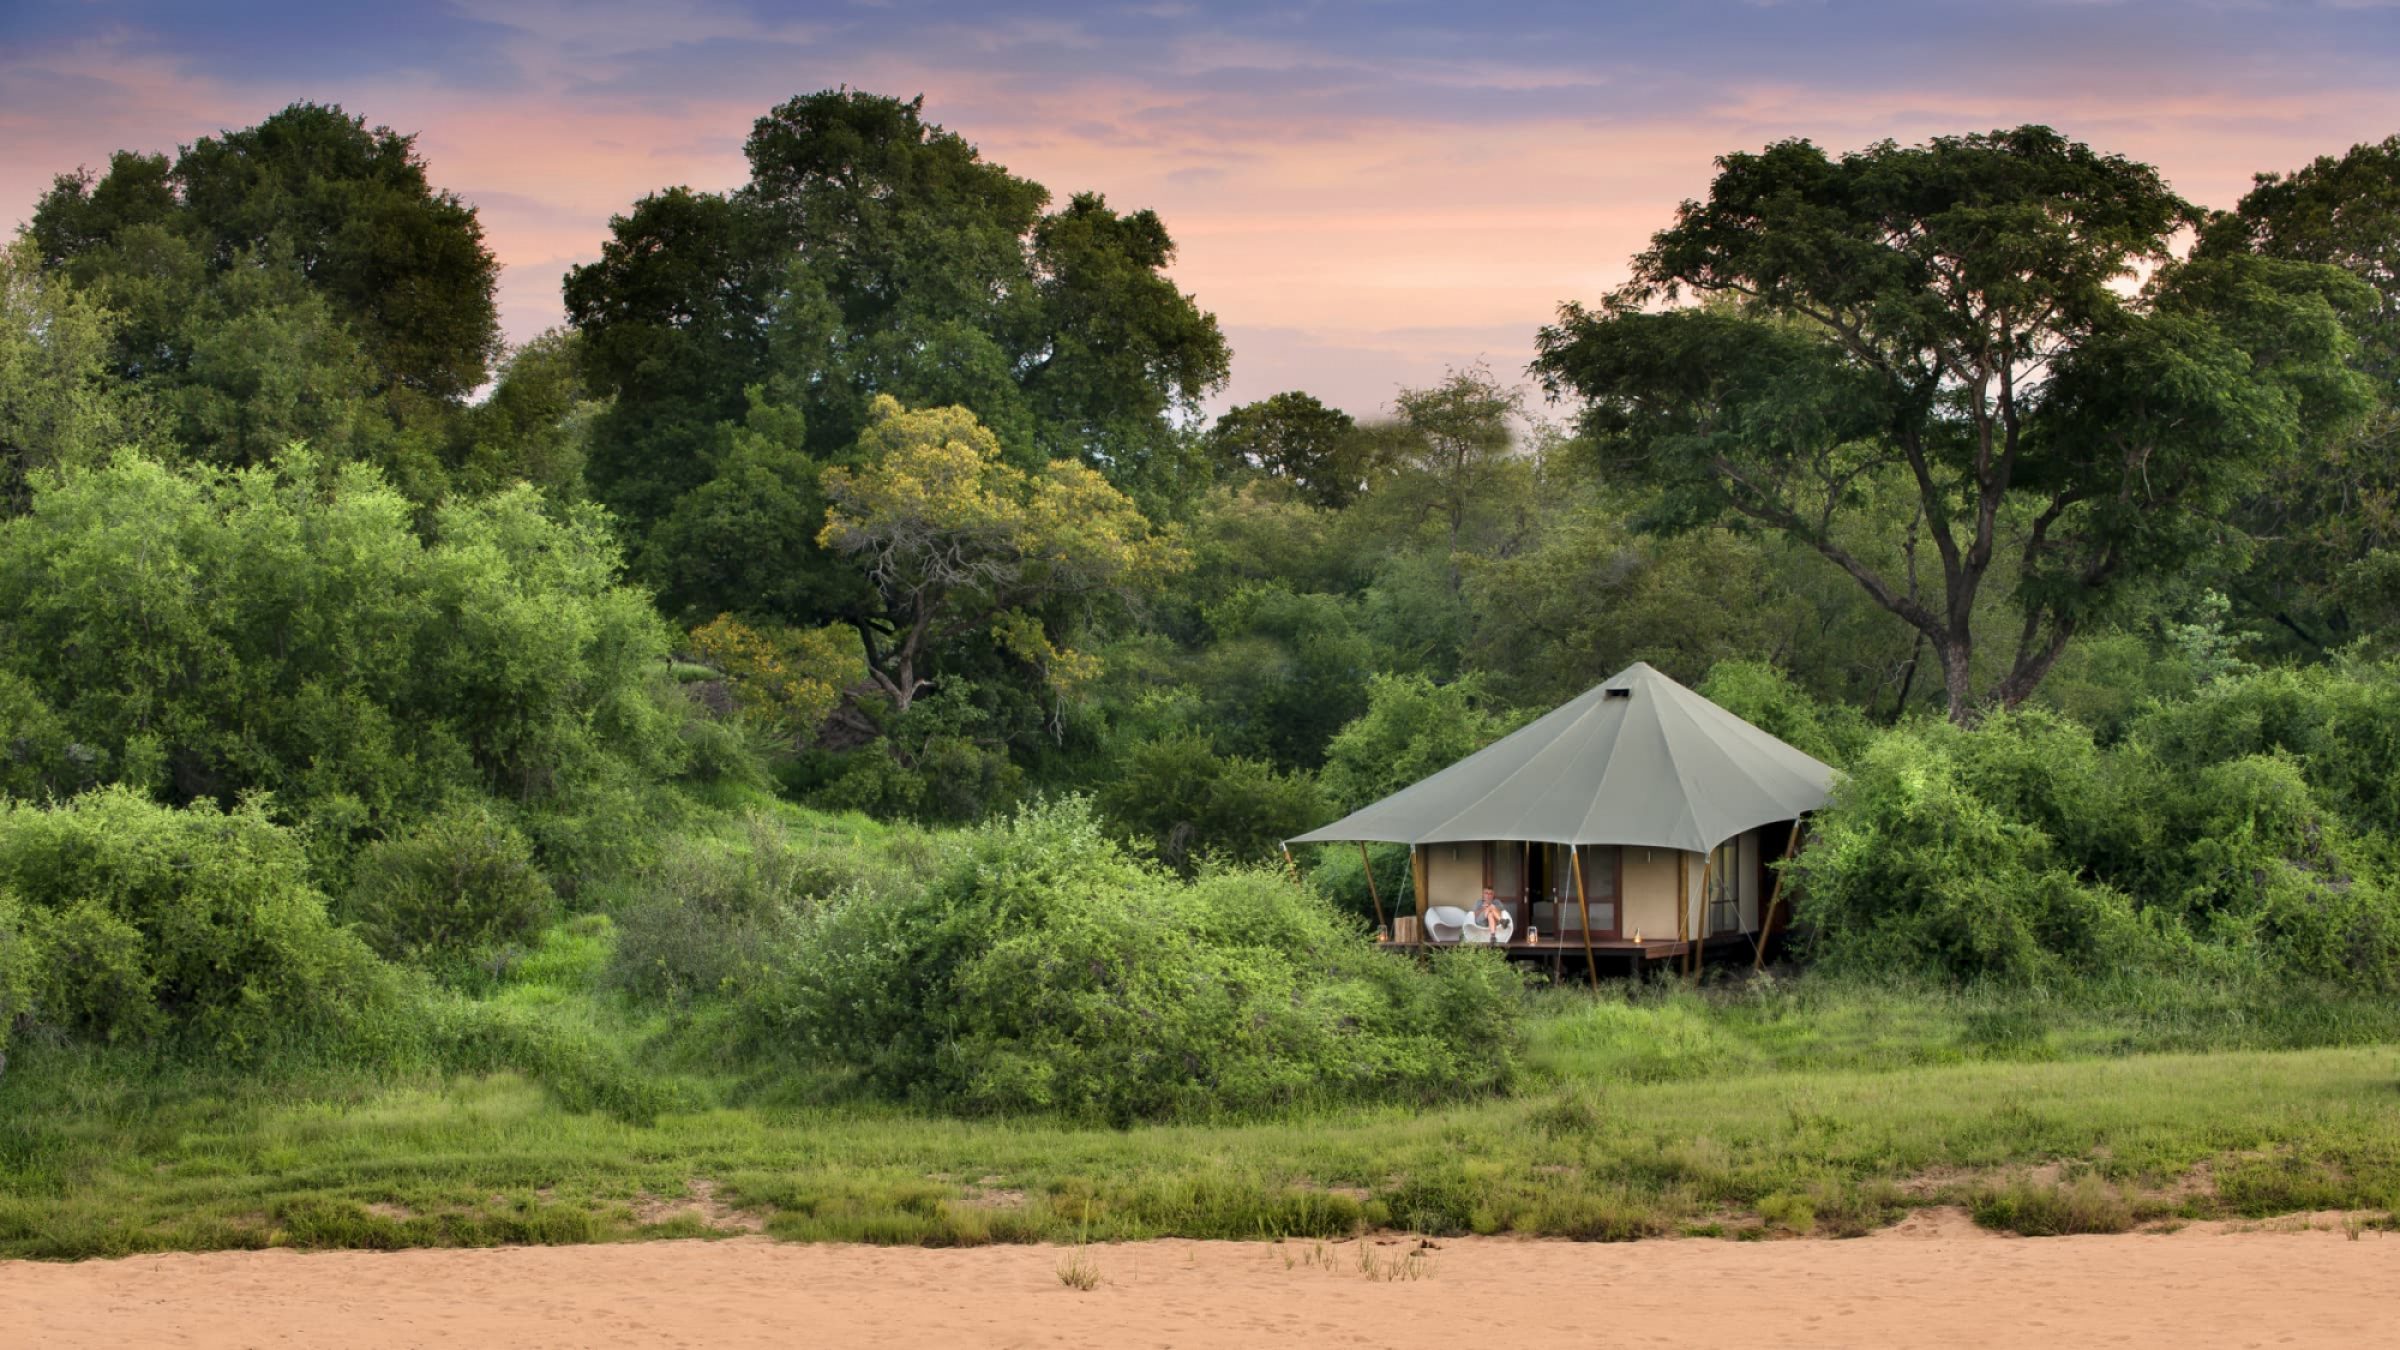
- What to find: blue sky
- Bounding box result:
[6,1,2398,413]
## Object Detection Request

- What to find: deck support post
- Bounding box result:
[1570,844,1599,987]
[1357,841,1388,934]
[1753,825,1804,971]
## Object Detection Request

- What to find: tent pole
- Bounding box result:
[1676,851,1691,976]
[1357,841,1387,935]
[1280,844,1300,885]
[1570,844,1599,987]
[1411,845,1429,965]
[1691,852,1714,977]
[1753,824,1803,971]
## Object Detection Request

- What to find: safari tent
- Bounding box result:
[1290,661,1835,976]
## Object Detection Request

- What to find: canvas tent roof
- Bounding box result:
[1289,662,1835,854]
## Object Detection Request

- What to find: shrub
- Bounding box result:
[1796,713,2171,982]
[347,799,556,963]
[1798,682,2400,990]
[761,797,1524,1123]
[685,615,862,746]
[1319,673,1515,814]
[1302,839,1413,928]
[2129,662,2400,834]
[1971,1174,2139,1235]
[0,890,41,1070]
[613,814,846,1004]
[0,453,714,895]
[1097,733,1328,874]
[0,787,394,1053]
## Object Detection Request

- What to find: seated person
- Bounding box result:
[1474,887,1507,934]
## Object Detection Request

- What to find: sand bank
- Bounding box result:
[5,1214,2392,1348]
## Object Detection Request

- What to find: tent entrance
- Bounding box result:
[1524,843,1620,941]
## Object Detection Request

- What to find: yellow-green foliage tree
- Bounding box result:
[819,396,1188,713]
[687,614,863,743]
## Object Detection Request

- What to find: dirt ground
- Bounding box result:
[5,1211,2393,1348]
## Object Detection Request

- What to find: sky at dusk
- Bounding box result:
[5,1,2399,418]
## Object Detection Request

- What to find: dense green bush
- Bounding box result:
[1299,839,1415,928]
[606,813,913,1005]
[0,889,38,1069]
[1098,732,1328,873]
[2126,661,2400,832]
[0,788,395,1052]
[1796,713,2169,982]
[1797,683,2400,988]
[762,797,1523,1122]
[1318,672,1516,813]
[346,800,556,963]
[0,452,724,895]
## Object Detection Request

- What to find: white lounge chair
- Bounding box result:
[1424,906,1472,943]
[1463,911,1516,946]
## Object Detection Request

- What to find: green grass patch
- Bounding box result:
[9,930,2400,1259]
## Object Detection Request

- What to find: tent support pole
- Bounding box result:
[1753,824,1803,971]
[1281,844,1300,885]
[1357,841,1387,935]
[1676,851,1691,976]
[1691,852,1714,977]
[1411,845,1429,965]
[1570,844,1599,987]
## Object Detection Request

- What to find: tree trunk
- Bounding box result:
[1937,638,1978,726]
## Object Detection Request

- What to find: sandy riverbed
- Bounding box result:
[5,1211,2392,1348]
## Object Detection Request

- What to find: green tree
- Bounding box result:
[566,90,1228,558]
[562,187,785,529]
[36,104,499,398]
[817,396,1189,715]
[0,452,691,885]
[28,104,502,490]
[448,330,597,499]
[2202,135,2400,655]
[1206,391,1367,508]
[1318,672,1516,813]
[1391,366,1524,561]
[642,389,861,625]
[1097,732,1329,873]
[1191,584,1374,767]
[0,240,161,511]
[1536,126,2375,721]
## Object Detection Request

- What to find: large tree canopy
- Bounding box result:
[565,90,1229,611]
[2201,135,2400,654]
[31,104,500,401]
[819,396,1189,716]
[1204,391,1364,509]
[25,104,504,497]
[1535,126,2375,721]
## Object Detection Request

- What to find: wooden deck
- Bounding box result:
[1381,934,1753,979]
